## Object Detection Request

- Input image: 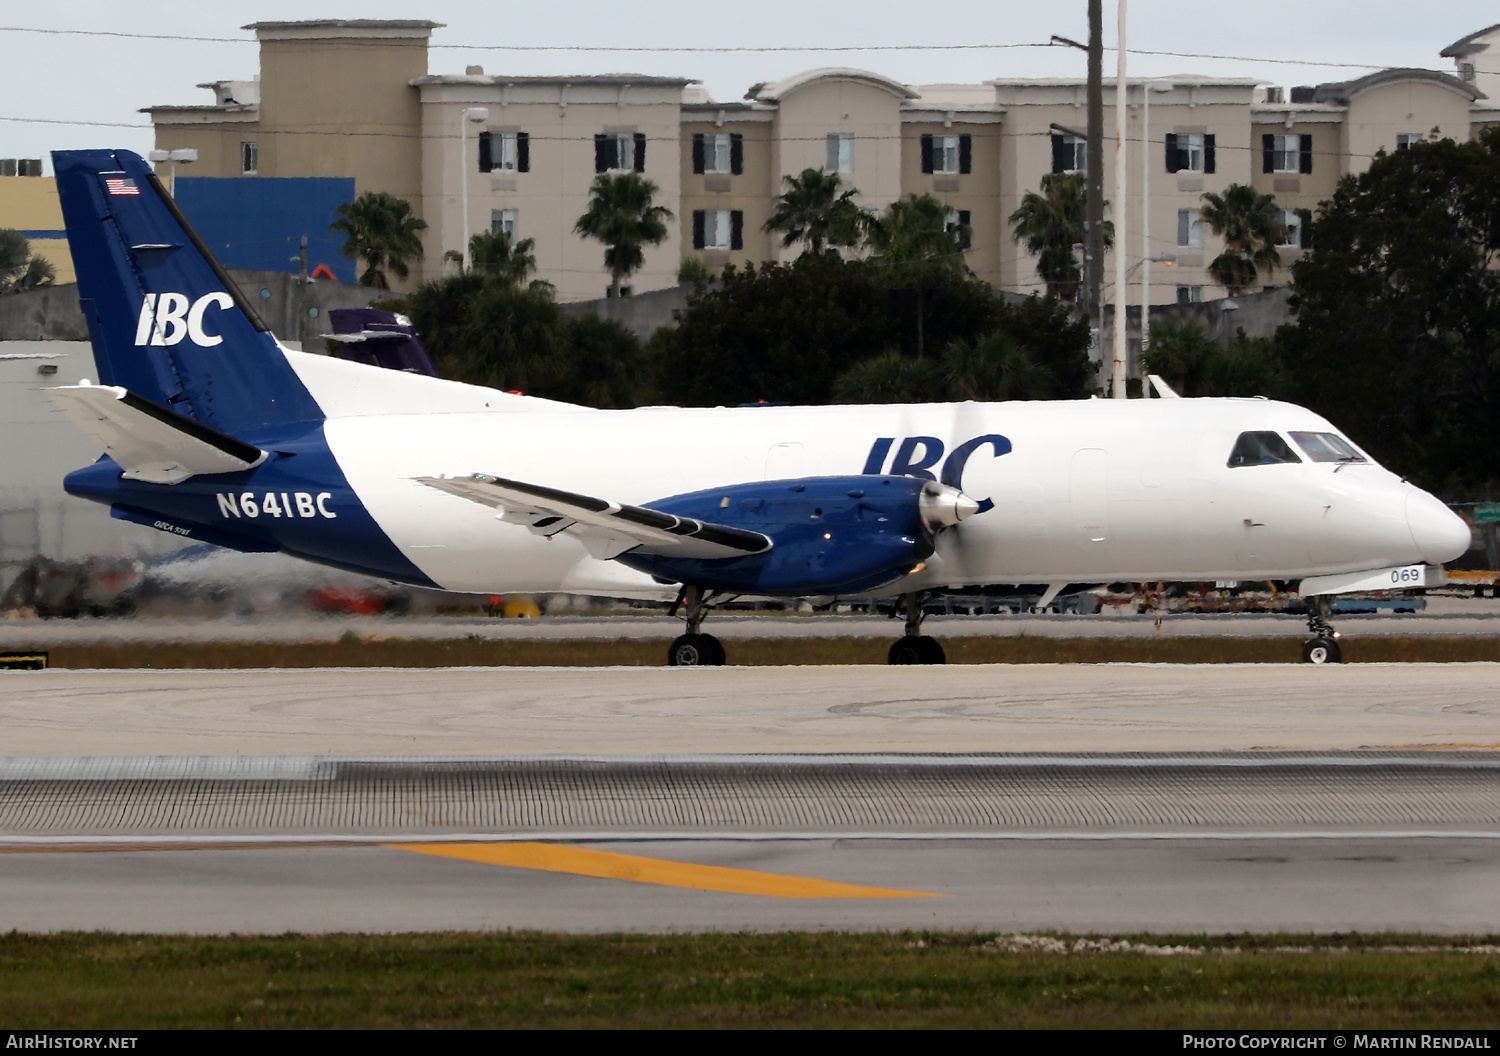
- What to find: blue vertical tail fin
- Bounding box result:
[52,149,324,435]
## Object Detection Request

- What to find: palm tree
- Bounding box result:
[1198,184,1287,296]
[1008,173,1111,302]
[763,168,864,256]
[573,173,674,297]
[329,192,427,290]
[865,193,966,267]
[444,230,538,286]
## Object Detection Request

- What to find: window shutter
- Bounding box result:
[594,134,608,173]
[1204,134,1216,174]
[1262,133,1274,174]
[959,134,972,174]
[1299,134,1313,174]
[692,134,705,174]
[477,131,494,173]
[692,210,705,250]
[1165,133,1180,174]
[730,210,744,251]
[516,132,529,173]
[1298,209,1313,250]
[730,134,743,175]
[633,132,647,172]
[957,210,971,249]
[921,134,934,174]
[1052,134,1066,174]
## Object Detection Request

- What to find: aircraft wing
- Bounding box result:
[47,384,267,485]
[416,473,772,562]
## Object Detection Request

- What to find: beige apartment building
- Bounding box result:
[143,19,1493,306]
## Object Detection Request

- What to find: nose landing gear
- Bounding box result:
[887,591,947,665]
[1301,595,1342,664]
[667,584,727,666]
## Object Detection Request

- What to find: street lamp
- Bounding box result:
[457,107,490,268]
[147,147,197,196]
[1141,80,1174,355]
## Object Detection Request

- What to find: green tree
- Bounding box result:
[676,257,714,286]
[574,172,674,298]
[444,229,539,286]
[763,168,865,256]
[1198,184,1287,295]
[865,193,967,269]
[1144,319,1286,398]
[1008,173,1111,302]
[1277,128,1500,494]
[329,192,427,290]
[0,230,54,293]
[831,349,951,404]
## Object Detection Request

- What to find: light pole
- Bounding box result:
[457,107,490,268]
[146,147,197,196]
[1111,0,1128,399]
[1141,80,1173,357]
[1050,27,1103,373]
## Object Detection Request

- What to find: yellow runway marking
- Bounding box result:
[389,842,941,899]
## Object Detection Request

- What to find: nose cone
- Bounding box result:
[1406,489,1472,565]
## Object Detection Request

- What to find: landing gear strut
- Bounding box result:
[1301,595,1342,664]
[667,584,726,666]
[887,591,946,665]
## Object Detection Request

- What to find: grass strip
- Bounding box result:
[21,635,1500,669]
[1,931,1498,1029]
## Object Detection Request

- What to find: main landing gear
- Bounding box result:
[667,584,726,667]
[1301,595,1342,664]
[887,591,947,665]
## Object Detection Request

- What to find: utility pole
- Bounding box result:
[1111,0,1128,399]
[1086,0,1104,379]
[295,233,309,351]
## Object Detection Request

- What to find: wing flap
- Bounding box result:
[417,473,771,561]
[47,384,266,485]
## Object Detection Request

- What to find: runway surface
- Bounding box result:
[4,662,1499,934]
[3,663,1498,756]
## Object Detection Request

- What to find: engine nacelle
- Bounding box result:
[617,475,979,596]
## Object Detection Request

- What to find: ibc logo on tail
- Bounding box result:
[134,292,234,347]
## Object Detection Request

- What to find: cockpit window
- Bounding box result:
[1289,431,1367,464]
[1227,431,1301,468]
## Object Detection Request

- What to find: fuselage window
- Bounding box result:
[1227,431,1302,468]
[1289,431,1367,464]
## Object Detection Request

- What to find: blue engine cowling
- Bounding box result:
[615,474,970,597]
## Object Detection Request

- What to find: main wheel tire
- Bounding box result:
[1301,636,1342,664]
[888,635,946,665]
[668,633,725,667]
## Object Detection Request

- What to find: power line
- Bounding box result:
[0,24,1400,69]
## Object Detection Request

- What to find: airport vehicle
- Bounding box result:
[45,149,1471,665]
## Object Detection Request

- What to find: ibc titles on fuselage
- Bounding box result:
[864,434,1010,513]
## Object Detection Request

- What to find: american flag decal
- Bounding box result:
[105,177,139,196]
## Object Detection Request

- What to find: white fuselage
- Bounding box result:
[285,351,1466,599]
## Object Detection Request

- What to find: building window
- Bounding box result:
[479,131,529,173]
[921,134,971,175]
[1274,209,1301,249]
[1177,209,1203,248]
[1262,133,1312,174]
[1176,285,1202,304]
[1051,134,1087,174]
[826,133,853,174]
[945,209,972,250]
[693,133,743,175]
[1395,133,1422,151]
[1166,132,1215,174]
[241,141,258,175]
[692,209,743,251]
[595,132,646,173]
[491,209,517,238]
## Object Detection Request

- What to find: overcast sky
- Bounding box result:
[2,2,1495,172]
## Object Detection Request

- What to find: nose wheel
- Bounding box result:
[667,585,726,666]
[887,591,947,665]
[1301,595,1342,664]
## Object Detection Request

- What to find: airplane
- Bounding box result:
[43,149,1472,666]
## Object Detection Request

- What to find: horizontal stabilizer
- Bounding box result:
[417,473,772,562]
[47,383,266,485]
